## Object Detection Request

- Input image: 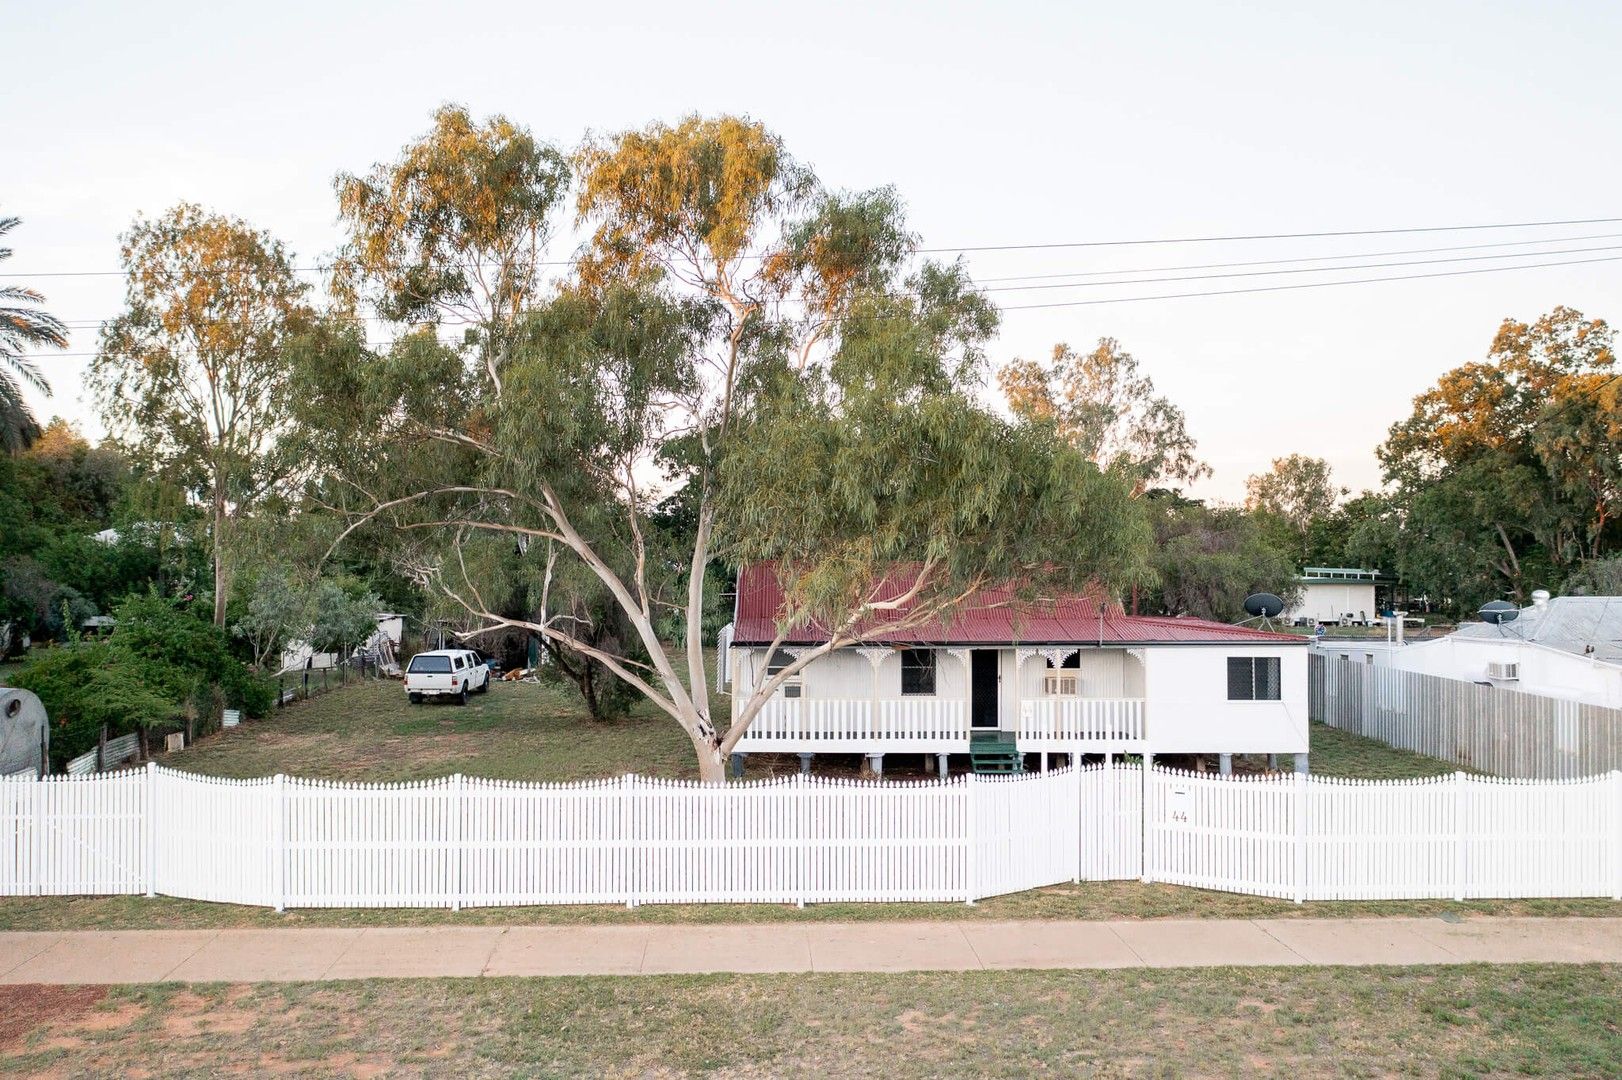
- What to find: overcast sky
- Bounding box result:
[7,0,1621,502]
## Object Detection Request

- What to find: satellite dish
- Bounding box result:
[1244,593,1285,619]
[1478,600,1519,625]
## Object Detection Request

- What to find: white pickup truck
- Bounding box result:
[403,649,491,705]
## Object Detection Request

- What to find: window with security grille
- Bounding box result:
[1227,656,1281,700]
[765,648,802,698]
[900,649,937,695]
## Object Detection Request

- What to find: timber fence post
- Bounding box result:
[1453,770,1467,903]
[796,771,808,909]
[1611,770,1621,902]
[1293,769,1307,904]
[273,773,286,913]
[451,773,464,913]
[1073,754,1084,884]
[623,774,637,910]
[144,761,157,897]
[964,772,977,905]
[30,772,43,897]
[1141,754,1154,885]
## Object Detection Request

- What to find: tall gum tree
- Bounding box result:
[91,204,312,625]
[311,115,1152,781]
[998,337,1209,496]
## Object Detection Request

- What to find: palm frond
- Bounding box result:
[0,366,43,453]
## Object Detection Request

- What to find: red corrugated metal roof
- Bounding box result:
[731,563,1304,646]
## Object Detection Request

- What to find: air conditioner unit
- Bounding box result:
[1044,673,1079,696]
[1486,661,1519,681]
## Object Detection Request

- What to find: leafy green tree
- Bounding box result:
[91,204,313,626]
[333,104,571,396]
[232,566,309,670]
[1142,495,1300,620]
[1244,454,1343,563]
[1565,555,1622,596]
[308,578,382,657]
[310,114,1151,780]
[0,215,67,453]
[1376,306,1617,606]
[999,338,1209,494]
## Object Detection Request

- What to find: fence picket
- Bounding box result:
[0,760,1616,907]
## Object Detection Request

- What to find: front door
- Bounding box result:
[970,649,1000,729]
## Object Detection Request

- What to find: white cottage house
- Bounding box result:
[725,565,1311,775]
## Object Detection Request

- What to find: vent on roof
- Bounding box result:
[1486,660,1519,680]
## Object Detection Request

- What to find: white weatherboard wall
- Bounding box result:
[1,763,1618,907]
[1287,582,1377,625]
[1143,645,1309,754]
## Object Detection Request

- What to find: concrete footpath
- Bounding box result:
[0,917,1618,984]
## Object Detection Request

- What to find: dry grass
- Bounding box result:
[0,965,1617,1077]
[0,883,1614,933]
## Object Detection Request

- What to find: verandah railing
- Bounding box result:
[1018,698,1146,744]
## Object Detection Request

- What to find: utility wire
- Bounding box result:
[47,241,1622,329]
[26,250,1622,355]
[973,231,1622,284]
[997,254,1622,311]
[6,215,1621,280]
[916,216,1622,255]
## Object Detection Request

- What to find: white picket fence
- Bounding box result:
[0,763,1617,908]
[1148,767,1622,901]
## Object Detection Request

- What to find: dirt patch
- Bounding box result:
[0,985,108,1046]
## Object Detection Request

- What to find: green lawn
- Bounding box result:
[0,884,1614,933]
[162,676,703,784]
[2,965,1617,1077]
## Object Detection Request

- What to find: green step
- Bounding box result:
[969,733,1024,774]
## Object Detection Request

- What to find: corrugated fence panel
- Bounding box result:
[1312,651,1622,779]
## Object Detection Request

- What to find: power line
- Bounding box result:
[916,216,1622,255]
[996,253,1622,311]
[978,243,1622,295]
[6,215,1621,280]
[48,240,1622,329]
[973,231,1622,284]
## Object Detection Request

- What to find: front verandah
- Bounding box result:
[732,645,1147,776]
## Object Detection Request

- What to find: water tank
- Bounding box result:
[0,688,49,777]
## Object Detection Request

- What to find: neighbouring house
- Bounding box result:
[1316,591,1622,708]
[722,564,1310,776]
[277,612,410,674]
[1283,567,1394,627]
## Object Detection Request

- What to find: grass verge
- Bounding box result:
[1,964,1617,1077]
[0,883,1614,932]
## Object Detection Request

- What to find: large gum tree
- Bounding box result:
[309,114,1152,782]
